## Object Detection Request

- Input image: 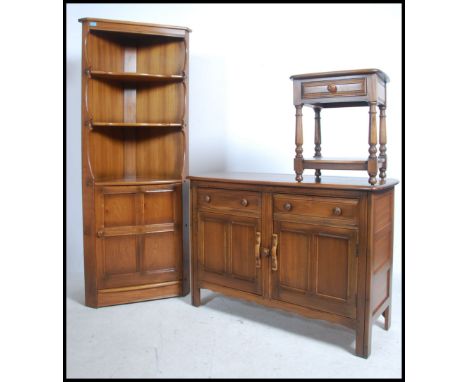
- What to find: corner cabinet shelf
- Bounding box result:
[291,69,390,185]
[90,122,184,128]
[80,18,191,308]
[88,70,185,83]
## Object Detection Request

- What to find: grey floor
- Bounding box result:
[66,273,402,378]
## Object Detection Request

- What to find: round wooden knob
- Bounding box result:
[327,83,337,93]
[284,202,292,211]
[241,198,248,207]
[204,195,211,203]
[333,207,342,216]
[97,230,104,238]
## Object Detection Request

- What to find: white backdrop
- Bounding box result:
[66,4,402,275]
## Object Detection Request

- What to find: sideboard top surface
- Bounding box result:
[290,68,390,82]
[188,172,398,191]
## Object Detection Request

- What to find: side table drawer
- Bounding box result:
[198,188,261,214]
[273,194,359,225]
[302,77,366,100]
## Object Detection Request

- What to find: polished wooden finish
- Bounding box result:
[80,18,190,307]
[291,69,390,185]
[190,173,397,358]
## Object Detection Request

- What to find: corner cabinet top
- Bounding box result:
[290,69,389,83]
[79,17,191,36]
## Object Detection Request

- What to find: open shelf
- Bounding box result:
[303,157,384,171]
[92,122,183,128]
[89,70,185,83]
[94,177,182,186]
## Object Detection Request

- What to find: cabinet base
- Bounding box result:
[86,281,184,308]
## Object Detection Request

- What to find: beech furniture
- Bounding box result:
[290,69,390,185]
[79,18,191,307]
[190,173,398,358]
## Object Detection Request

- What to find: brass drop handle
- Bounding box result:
[255,232,261,268]
[97,230,104,238]
[204,195,211,203]
[327,83,337,93]
[271,234,278,271]
[283,202,292,211]
[333,207,342,216]
[241,198,249,207]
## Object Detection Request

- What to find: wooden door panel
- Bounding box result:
[103,192,137,227]
[272,220,358,318]
[198,211,262,295]
[143,189,175,224]
[231,221,256,282]
[103,236,138,275]
[316,234,349,301]
[96,185,182,289]
[201,217,227,274]
[279,231,309,291]
[141,231,181,273]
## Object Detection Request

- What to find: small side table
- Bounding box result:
[290,69,390,185]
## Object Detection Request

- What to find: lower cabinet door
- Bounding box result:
[95,184,182,289]
[271,219,358,318]
[197,211,263,295]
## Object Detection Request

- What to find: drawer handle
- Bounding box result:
[333,207,342,216]
[283,202,292,211]
[241,198,249,207]
[255,232,261,268]
[97,230,104,238]
[327,83,337,93]
[271,234,278,271]
[204,195,211,203]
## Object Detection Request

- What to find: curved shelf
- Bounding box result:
[91,122,183,128]
[88,70,185,83]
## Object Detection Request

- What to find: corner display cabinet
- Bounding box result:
[79,18,191,307]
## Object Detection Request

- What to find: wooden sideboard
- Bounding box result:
[189,172,398,358]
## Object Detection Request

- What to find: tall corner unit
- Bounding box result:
[79,18,191,307]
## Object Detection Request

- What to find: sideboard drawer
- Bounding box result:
[273,194,359,225]
[198,188,261,213]
[302,77,367,100]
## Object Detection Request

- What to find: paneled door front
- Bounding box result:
[197,211,263,295]
[95,184,182,290]
[271,219,359,318]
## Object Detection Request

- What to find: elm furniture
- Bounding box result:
[79,18,191,307]
[190,173,397,358]
[291,69,389,185]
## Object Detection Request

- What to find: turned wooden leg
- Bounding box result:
[367,101,378,185]
[313,106,322,180]
[383,305,391,330]
[356,318,372,358]
[378,105,387,181]
[192,286,201,307]
[294,104,304,182]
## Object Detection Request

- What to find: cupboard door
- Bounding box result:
[198,211,262,295]
[95,185,182,289]
[271,220,358,318]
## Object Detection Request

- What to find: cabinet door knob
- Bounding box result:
[241,198,248,207]
[283,202,292,211]
[327,83,337,93]
[204,195,211,203]
[333,207,342,216]
[97,230,104,238]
